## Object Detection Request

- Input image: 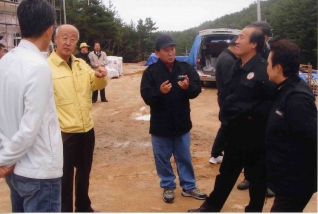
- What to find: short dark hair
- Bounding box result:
[251,21,271,36]
[0,43,5,49]
[269,39,300,77]
[245,25,264,53]
[17,0,56,38]
[229,36,238,46]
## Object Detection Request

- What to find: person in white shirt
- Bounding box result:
[0,0,63,212]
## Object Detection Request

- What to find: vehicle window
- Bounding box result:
[199,35,236,68]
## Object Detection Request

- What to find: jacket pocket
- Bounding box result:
[55,99,78,129]
[237,79,258,101]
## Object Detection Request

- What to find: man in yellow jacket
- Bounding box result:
[48,24,108,212]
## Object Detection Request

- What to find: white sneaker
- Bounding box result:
[209,156,223,164]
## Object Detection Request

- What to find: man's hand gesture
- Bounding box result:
[95,66,107,78]
[160,80,172,94]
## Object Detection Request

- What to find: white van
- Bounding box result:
[196,28,241,85]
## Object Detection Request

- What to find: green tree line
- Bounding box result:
[54,0,317,68]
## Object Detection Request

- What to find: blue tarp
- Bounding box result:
[144,53,188,66]
[299,71,318,83]
[185,35,201,69]
[144,35,201,67]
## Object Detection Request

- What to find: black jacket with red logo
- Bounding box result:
[220,53,277,139]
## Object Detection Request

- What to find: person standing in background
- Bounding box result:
[251,21,272,59]
[75,42,91,65]
[0,0,63,212]
[89,42,109,102]
[209,36,238,164]
[48,24,108,212]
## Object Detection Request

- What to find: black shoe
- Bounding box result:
[75,207,98,212]
[92,100,97,103]
[265,188,275,198]
[188,201,219,212]
[163,188,174,203]
[237,179,250,190]
[101,99,108,102]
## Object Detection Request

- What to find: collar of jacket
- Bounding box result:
[156,58,177,70]
[235,53,264,72]
[224,48,238,61]
[50,51,80,67]
[276,75,306,110]
[277,74,299,90]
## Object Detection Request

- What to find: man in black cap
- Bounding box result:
[140,34,207,204]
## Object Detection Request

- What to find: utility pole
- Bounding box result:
[257,0,261,21]
[63,0,66,24]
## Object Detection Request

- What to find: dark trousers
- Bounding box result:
[210,124,226,157]
[211,99,225,158]
[92,88,106,101]
[61,128,95,212]
[270,193,314,212]
[205,128,267,212]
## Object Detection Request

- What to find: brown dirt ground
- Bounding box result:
[0,63,317,212]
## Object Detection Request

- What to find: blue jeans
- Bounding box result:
[5,173,61,212]
[151,132,196,190]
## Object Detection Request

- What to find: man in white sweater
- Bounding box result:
[89,42,109,102]
[0,0,63,212]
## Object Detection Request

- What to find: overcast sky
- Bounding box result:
[102,0,257,31]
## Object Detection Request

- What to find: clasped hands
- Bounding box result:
[160,75,189,94]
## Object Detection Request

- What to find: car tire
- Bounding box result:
[200,81,204,86]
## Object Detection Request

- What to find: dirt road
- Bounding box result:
[0,63,316,212]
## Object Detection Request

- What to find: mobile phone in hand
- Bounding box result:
[177,75,186,81]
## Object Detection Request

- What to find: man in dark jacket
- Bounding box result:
[189,25,277,212]
[140,34,207,204]
[209,36,238,164]
[237,20,275,198]
[265,39,317,212]
[75,42,91,65]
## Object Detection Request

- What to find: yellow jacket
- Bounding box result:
[48,51,108,133]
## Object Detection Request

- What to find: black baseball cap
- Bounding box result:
[155,34,177,51]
